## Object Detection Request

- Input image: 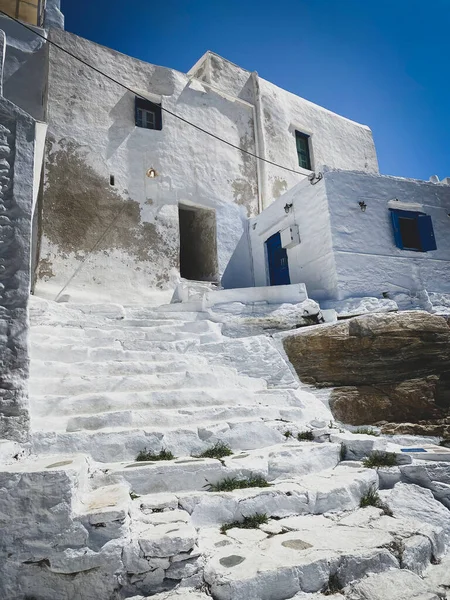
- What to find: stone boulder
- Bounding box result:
[283,312,450,426]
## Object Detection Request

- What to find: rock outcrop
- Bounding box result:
[283,312,450,426]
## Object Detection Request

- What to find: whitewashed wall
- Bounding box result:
[0,15,48,122]
[193,52,379,208]
[36,32,259,303]
[0,96,36,442]
[325,168,450,299]
[248,176,339,300]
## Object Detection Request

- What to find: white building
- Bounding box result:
[0,0,447,310]
[246,168,450,302]
[0,4,378,303]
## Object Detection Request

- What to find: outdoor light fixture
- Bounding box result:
[284,203,293,214]
[146,168,157,178]
[359,201,367,212]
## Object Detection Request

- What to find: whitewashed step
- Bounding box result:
[32,387,300,419]
[32,320,219,340]
[103,443,341,495]
[31,419,310,462]
[51,405,306,433]
[30,342,203,362]
[30,358,212,378]
[29,369,266,396]
[180,464,377,526]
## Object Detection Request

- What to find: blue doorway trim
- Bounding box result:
[266,232,291,286]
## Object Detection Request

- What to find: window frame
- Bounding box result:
[135,97,162,130]
[389,208,437,252]
[295,130,312,171]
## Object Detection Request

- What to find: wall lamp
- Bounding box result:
[284,203,293,214]
[358,201,367,212]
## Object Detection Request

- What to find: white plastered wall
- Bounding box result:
[248,176,339,300]
[193,52,379,209]
[324,168,450,299]
[36,33,259,303]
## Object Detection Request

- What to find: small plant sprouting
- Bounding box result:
[354,427,380,437]
[129,491,140,500]
[284,430,293,438]
[340,442,347,461]
[220,513,268,534]
[363,451,397,469]
[205,474,271,492]
[323,573,342,595]
[360,485,393,516]
[136,448,175,462]
[297,431,314,442]
[195,442,233,460]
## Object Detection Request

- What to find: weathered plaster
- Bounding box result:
[0,97,36,442]
[36,32,259,302]
[0,15,48,121]
[248,175,339,300]
[324,168,450,299]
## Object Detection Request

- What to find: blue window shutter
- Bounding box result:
[417,214,437,251]
[390,210,403,249]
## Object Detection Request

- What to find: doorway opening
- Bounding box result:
[266,231,291,286]
[178,204,218,282]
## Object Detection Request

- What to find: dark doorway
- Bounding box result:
[266,231,291,286]
[178,204,218,281]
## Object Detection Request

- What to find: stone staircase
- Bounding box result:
[28,297,330,462]
[1,296,449,599]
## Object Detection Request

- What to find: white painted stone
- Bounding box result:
[400,462,450,509]
[345,569,439,600]
[384,483,450,544]
[135,522,197,558]
[402,535,433,575]
[329,432,387,461]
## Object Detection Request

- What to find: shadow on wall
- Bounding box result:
[4,41,47,121]
[107,92,135,159]
[221,222,254,289]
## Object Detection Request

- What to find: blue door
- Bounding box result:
[266,232,291,286]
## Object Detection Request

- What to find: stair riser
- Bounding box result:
[29,359,211,378]
[30,342,202,362]
[32,388,294,418]
[44,406,305,433]
[29,372,265,396]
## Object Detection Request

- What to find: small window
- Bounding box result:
[135,97,162,130]
[390,209,437,252]
[295,131,312,170]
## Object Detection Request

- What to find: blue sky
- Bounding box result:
[62,0,450,181]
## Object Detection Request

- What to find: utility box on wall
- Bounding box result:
[280,225,300,249]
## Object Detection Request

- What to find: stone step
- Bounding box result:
[31,388,298,419]
[29,342,205,362]
[40,405,306,434]
[31,320,219,340]
[30,419,311,462]
[102,442,341,495]
[29,369,266,396]
[30,358,212,378]
[179,463,377,526]
[31,329,219,348]
[202,513,400,598]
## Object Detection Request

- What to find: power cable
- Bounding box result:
[1,10,322,300]
[0,9,314,177]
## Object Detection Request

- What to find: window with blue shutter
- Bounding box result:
[295,131,312,170]
[135,97,162,130]
[390,209,437,252]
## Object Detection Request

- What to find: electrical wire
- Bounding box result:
[0,9,313,177]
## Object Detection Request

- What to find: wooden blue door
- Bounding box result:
[266,232,291,286]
